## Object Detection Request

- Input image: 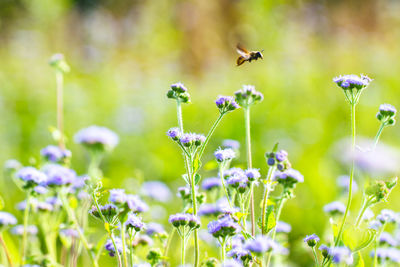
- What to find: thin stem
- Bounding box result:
[61,192,98,267]
[181,228,186,266]
[21,192,31,263]
[261,166,276,235]
[219,165,232,208]
[354,196,372,228]
[373,123,385,150]
[121,224,128,267]
[373,224,385,267]
[56,71,65,149]
[312,247,320,267]
[190,170,200,267]
[244,107,255,236]
[198,113,224,160]
[129,230,136,266]
[220,238,227,263]
[334,103,356,247]
[265,197,286,267]
[0,233,13,267]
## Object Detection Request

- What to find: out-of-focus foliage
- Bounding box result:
[0,0,400,266]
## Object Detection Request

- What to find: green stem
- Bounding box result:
[181,229,186,266]
[129,230,136,266]
[220,238,227,263]
[312,247,320,267]
[265,197,286,267]
[56,71,65,149]
[373,224,385,267]
[334,103,356,247]
[261,166,276,235]
[354,196,372,228]
[61,192,98,267]
[121,224,128,267]
[21,192,31,263]
[190,169,200,267]
[176,100,184,132]
[198,113,224,160]
[219,165,232,208]
[373,123,385,150]
[244,107,256,236]
[0,233,13,267]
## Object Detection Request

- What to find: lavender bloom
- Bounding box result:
[109,189,127,204]
[214,148,236,162]
[337,175,358,192]
[379,104,397,117]
[234,85,264,107]
[105,237,124,257]
[40,145,71,163]
[126,213,145,232]
[226,173,248,190]
[217,198,240,214]
[215,96,239,114]
[146,223,165,236]
[244,169,261,182]
[166,127,181,141]
[222,259,243,267]
[60,228,79,238]
[33,186,48,194]
[74,125,119,150]
[177,186,191,199]
[0,212,17,228]
[371,248,400,263]
[11,225,38,236]
[141,181,172,202]
[167,82,190,103]
[369,220,383,231]
[16,167,47,186]
[198,204,219,216]
[231,235,245,249]
[42,164,76,186]
[275,150,288,162]
[208,216,239,238]
[222,139,240,150]
[89,204,118,221]
[169,213,200,229]
[202,177,221,191]
[377,209,398,224]
[126,194,149,213]
[170,82,187,93]
[304,234,319,247]
[330,247,353,265]
[223,168,245,178]
[227,247,252,263]
[323,201,346,216]
[273,169,304,188]
[276,221,292,233]
[244,235,277,255]
[4,159,22,172]
[379,232,398,246]
[319,244,330,258]
[46,196,62,208]
[333,74,372,90]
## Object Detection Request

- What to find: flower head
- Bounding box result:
[3,159,22,173]
[126,194,149,213]
[74,125,119,151]
[0,212,17,228]
[319,244,330,258]
[202,177,222,191]
[371,248,400,263]
[59,228,79,238]
[40,145,71,163]
[234,85,263,108]
[126,213,145,232]
[377,104,396,126]
[304,234,319,247]
[214,148,236,162]
[89,204,118,222]
[16,167,47,188]
[215,96,239,114]
[222,139,240,150]
[11,225,38,236]
[276,221,292,233]
[109,189,127,204]
[330,246,353,265]
[141,181,172,202]
[167,82,191,103]
[244,235,277,255]
[379,232,397,246]
[208,215,239,238]
[166,127,181,141]
[146,223,165,236]
[169,213,200,230]
[273,168,304,188]
[323,201,346,216]
[377,209,398,224]
[105,237,125,257]
[42,164,76,186]
[244,168,261,182]
[333,74,372,91]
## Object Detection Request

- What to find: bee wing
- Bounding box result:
[236,43,250,59]
[236,56,246,66]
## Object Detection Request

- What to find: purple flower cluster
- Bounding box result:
[126,194,149,213]
[169,213,200,229]
[166,127,181,141]
[244,169,261,182]
[141,181,172,202]
[90,204,118,221]
[42,164,77,186]
[379,104,397,117]
[323,201,346,216]
[214,148,236,162]
[226,172,249,193]
[227,247,252,265]
[125,213,145,232]
[202,177,221,191]
[16,167,47,187]
[371,248,400,263]
[215,95,240,114]
[333,74,372,90]
[105,237,124,257]
[109,189,127,204]
[179,133,206,148]
[208,215,239,238]
[40,145,71,163]
[167,82,190,103]
[222,139,240,150]
[377,209,398,224]
[234,85,264,107]
[303,234,319,247]
[244,235,277,255]
[74,125,119,150]
[146,222,165,236]
[276,221,292,233]
[379,232,398,246]
[266,150,290,171]
[11,225,38,236]
[330,246,353,265]
[0,211,17,228]
[273,168,304,188]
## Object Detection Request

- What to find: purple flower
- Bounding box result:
[4,159,22,172]
[198,204,219,216]
[234,85,264,107]
[217,198,240,214]
[371,248,400,263]
[214,148,236,162]
[105,237,124,257]
[275,150,288,162]
[333,74,372,90]
[223,168,245,178]
[273,168,304,188]
[16,167,47,186]
[126,194,148,213]
[304,234,319,247]
[379,232,397,246]
[244,169,261,182]
[141,181,172,202]
[222,139,240,150]
[60,228,79,238]
[33,186,48,194]
[226,173,248,189]
[369,220,383,231]
[244,235,276,255]
[202,177,221,191]
[89,204,118,221]
[40,145,71,163]
[46,196,62,208]
[379,104,397,116]
[170,82,187,93]
[146,222,165,236]
[180,133,194,146]
[377,209,398,224]
[337,175,358,192]
[166,127,181,141]
[323,201,346,215]
[169,213,200,229]
[330,246,353,265]
[227,247,252,263]
[42,164,76,186]
[109,189,127,204]
[11,225,38,236]
[319,244,330,258]
[0,212,17,227]
[208,216,239,238]
[74,125,119,150]
[194,133,206,146]
[126,213,145,232]
[276,221,291,233]
[215,95,240,114]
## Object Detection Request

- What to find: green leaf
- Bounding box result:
[272,142,279,153]
[257,205,276,234]
[343,226,376,252]
[352,229,376,253]
[353,251,365,267]
[194,174,201,185]
[192,154,202,173]
[241,231,253,240]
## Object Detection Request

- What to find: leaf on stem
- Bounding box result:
[257,205,276,234]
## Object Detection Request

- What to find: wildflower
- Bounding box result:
[11,225,38,236]
[304,234,319,247]
[265,150,291,171]
[379,232,397,246]
[214,148,236,162]
[141,181,172,202]
[105,237,124,257]
[169,213,200,229]
[59,228,79,238]
[0,212,17,228]
[244,168,261,182]
[167,82,191,103]
[227,247,252,265]
[126,194,148,213]
[276,221,292,233]
[166,127,181,141]
[234,85,263,108]
[333,74,372,91]
[222,139,240,150]
[223,168,246,179]
[226,173,249,192]
[377,209,398,224]
[319,244,330,258]
[40,145,71,163]
[89,204,118,222]
[208,216,239,238]
[177,185,191,200]
[201,177,222,191]
[109,189,127,204]
[198,204,219,217]
[126,213,145,232]
[275,150,288,162]
[33,186,48,194]
[42,164,76,186]
[3,159,22,173]
[74,125,119,151]
[16,167,47,188]
[323,201,346,216]
[371,248,400,263]
[49,53,70,73]
[330,246,353,265]
[146,223,165,236]
[215,96,240,114]
[369,220,382,231]
[244,235,277,255]
[273,168,304,188]
[377,104,396,125]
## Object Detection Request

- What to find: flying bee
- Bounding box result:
[236,44,264,66]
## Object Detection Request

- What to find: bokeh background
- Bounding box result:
[1,0,400,266]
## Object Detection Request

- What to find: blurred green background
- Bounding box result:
[1,0,400,266]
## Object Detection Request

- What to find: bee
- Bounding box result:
[236,44,264,66]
